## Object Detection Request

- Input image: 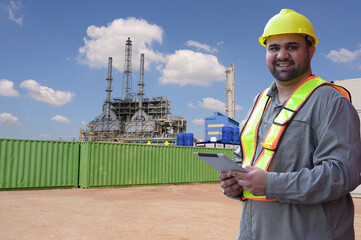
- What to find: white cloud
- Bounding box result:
[78,17,165,71]
[187,102,196,109]
[159,50,226,87]
[192,118,205,126]
[51,115,71,125]
[217,41,224,46]
[186,40,217,53]
[0,112,21,126]
[20,79,74,106]
[235,105,243,111]
[197,97,243,113]
[78,18,227,87]
[325,46,361,63]
[0,79,20,97]
[81,121,87,126]
[198,97,225,112]
[8,0,23,26]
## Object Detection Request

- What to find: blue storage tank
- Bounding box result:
[184,133,194,146]
[222,126,234,144]
[233,127,240,145]
[176,133,185,146]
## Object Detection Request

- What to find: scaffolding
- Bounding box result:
[80,97,186,142]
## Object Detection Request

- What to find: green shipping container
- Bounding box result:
[79,142,235,188]
[0,139,80,189]
[0,139,237,190]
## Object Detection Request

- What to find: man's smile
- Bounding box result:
[274,60,294,71]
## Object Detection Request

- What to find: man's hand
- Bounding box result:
[220,172,243,197]
[229,166,268,196]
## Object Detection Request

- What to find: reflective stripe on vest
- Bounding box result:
[240,88,270,167]
[241,76,351,201]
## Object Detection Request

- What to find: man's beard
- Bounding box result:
[269,60,310,82]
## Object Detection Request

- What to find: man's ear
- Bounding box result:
[308,45,316,59]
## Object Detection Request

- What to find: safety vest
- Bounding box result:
[240,76,350,201]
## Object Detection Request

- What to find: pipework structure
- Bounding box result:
[80,38,187,143]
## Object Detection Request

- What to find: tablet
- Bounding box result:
[194,152,247,173]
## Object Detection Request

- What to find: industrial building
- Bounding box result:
[80,38,187,144]
[205,112,239,142]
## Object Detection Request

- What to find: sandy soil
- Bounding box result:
[0,183,360,240]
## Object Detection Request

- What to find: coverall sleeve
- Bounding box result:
[266,96,361,204]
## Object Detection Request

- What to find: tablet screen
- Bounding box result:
[194,152,247,172]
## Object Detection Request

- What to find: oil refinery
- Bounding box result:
[80,38,187,144]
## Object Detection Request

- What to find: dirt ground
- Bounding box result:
[0,183,360,240]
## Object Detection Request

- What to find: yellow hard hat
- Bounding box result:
[259,9,318,47]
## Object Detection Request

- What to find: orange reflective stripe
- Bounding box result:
[261,124,286,150]
[240,76,351,201]
[332,85,351,101]
[242,196,277,201]
[254,148,274,170]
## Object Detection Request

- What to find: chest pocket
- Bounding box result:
[273,118,315,172]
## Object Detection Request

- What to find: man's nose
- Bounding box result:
[277,48,290,60]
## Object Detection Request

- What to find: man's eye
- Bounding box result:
[287,46,298,50]
[269,47,279,51]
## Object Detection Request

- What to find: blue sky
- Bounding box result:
[1,0,361,141]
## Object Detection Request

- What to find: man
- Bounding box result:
[220,9,361,240]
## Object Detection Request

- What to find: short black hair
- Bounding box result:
[304,35,313,48]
